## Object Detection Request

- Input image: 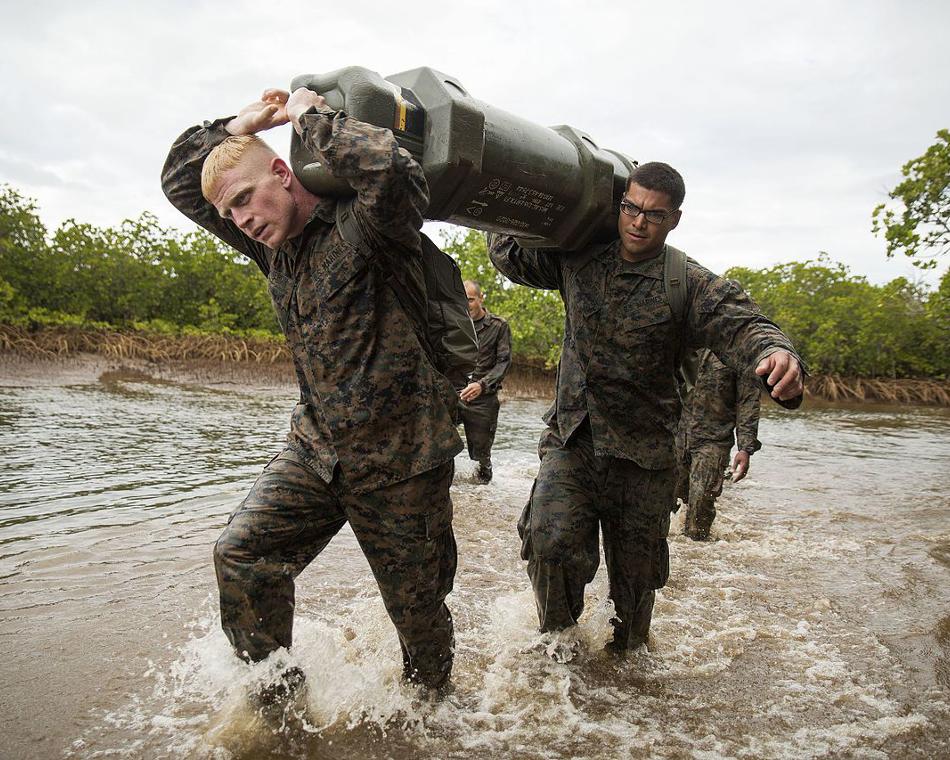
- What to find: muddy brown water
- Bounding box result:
[1,362,948,759]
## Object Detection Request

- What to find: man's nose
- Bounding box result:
[233,209,252,231]
[631,211,648,229]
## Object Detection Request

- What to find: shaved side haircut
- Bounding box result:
[201,135,277,201]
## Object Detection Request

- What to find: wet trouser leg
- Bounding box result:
[519,423,675,647]
[673,420,689,505]
[601,462,675,649]
[214,451,457,688]
[459,393,500,466]
[683,445,730,539]
[518,425,600,631]
[345,461,457,688]
[214,451,346,661]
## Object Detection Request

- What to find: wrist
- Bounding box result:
[224,118,245,136]
[289,104,334,133]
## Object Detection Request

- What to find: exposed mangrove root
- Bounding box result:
[2,325,947,405]
[0,324,290,364]
[806,373,950,406]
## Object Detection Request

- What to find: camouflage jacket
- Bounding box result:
[161,108,462,493]
[681,349,762,453]
[487,235,802,470]
[471,311,512,394]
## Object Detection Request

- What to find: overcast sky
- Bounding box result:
[2,0,948,285]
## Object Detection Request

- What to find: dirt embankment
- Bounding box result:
[2,324,947,405]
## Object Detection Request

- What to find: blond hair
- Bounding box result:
[201,135,276,201]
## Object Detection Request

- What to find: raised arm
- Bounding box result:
[486,233,564,291]
[284,88,427,253]
[160,93,291,273]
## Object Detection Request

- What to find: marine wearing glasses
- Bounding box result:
[619,197,678,225]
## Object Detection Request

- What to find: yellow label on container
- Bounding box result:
[396,98,407,131]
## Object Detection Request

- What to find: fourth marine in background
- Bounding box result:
[675,346,763,541]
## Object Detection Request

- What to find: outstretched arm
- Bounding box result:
[685,270,805,407]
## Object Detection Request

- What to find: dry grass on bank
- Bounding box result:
[504,364,556,399]
[504,367,950,406]
[807,373,950,406]
[2,325,948,405]
[0,324,289,364]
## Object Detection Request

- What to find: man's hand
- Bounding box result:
[731,450,750,483]
[286,88,328,134]
[225,89,291,136]
[459,381,483,403]
[755,350,803,401]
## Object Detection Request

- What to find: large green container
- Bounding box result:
[289,66,636,250]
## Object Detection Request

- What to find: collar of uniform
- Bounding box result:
[311,196,338,225]
[615,244,666,279]
[280,196,338,256]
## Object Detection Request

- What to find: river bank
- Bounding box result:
[2,324,948,404]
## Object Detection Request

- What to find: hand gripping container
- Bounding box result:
[289,66,636,250]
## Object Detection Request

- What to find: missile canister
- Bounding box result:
[289,66,636,250]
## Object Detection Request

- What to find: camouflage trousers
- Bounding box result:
[458,392,500,463]
[213,450,457,688]
[677,444,730,539]
[518,420,676,650]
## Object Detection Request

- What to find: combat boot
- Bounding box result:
[250,665,307,717]
[683,500,714,541]
[474,458,493,483]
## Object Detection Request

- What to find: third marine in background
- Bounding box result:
[676,347,762,541]
[458,281,512,483]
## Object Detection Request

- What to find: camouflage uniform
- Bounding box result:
[488,234,802,649]
[458,311,512,477]
[675,349,762,539]
[161,106,463,687]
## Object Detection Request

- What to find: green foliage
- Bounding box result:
[0,185,51,314]
[440,228,565,367]
[3,184,945,379]
[0,183,277,335]
[872,129,950,269]
[927,267,950,365]
[727,254,948,378]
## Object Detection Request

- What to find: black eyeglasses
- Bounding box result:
[619,198,676,225]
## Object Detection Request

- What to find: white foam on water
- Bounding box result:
[62,441,946,759]
[68,542,939,760]
[80,594,456,756]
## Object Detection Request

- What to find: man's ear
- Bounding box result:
[271,157,293,188]
[670,208,682,230]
